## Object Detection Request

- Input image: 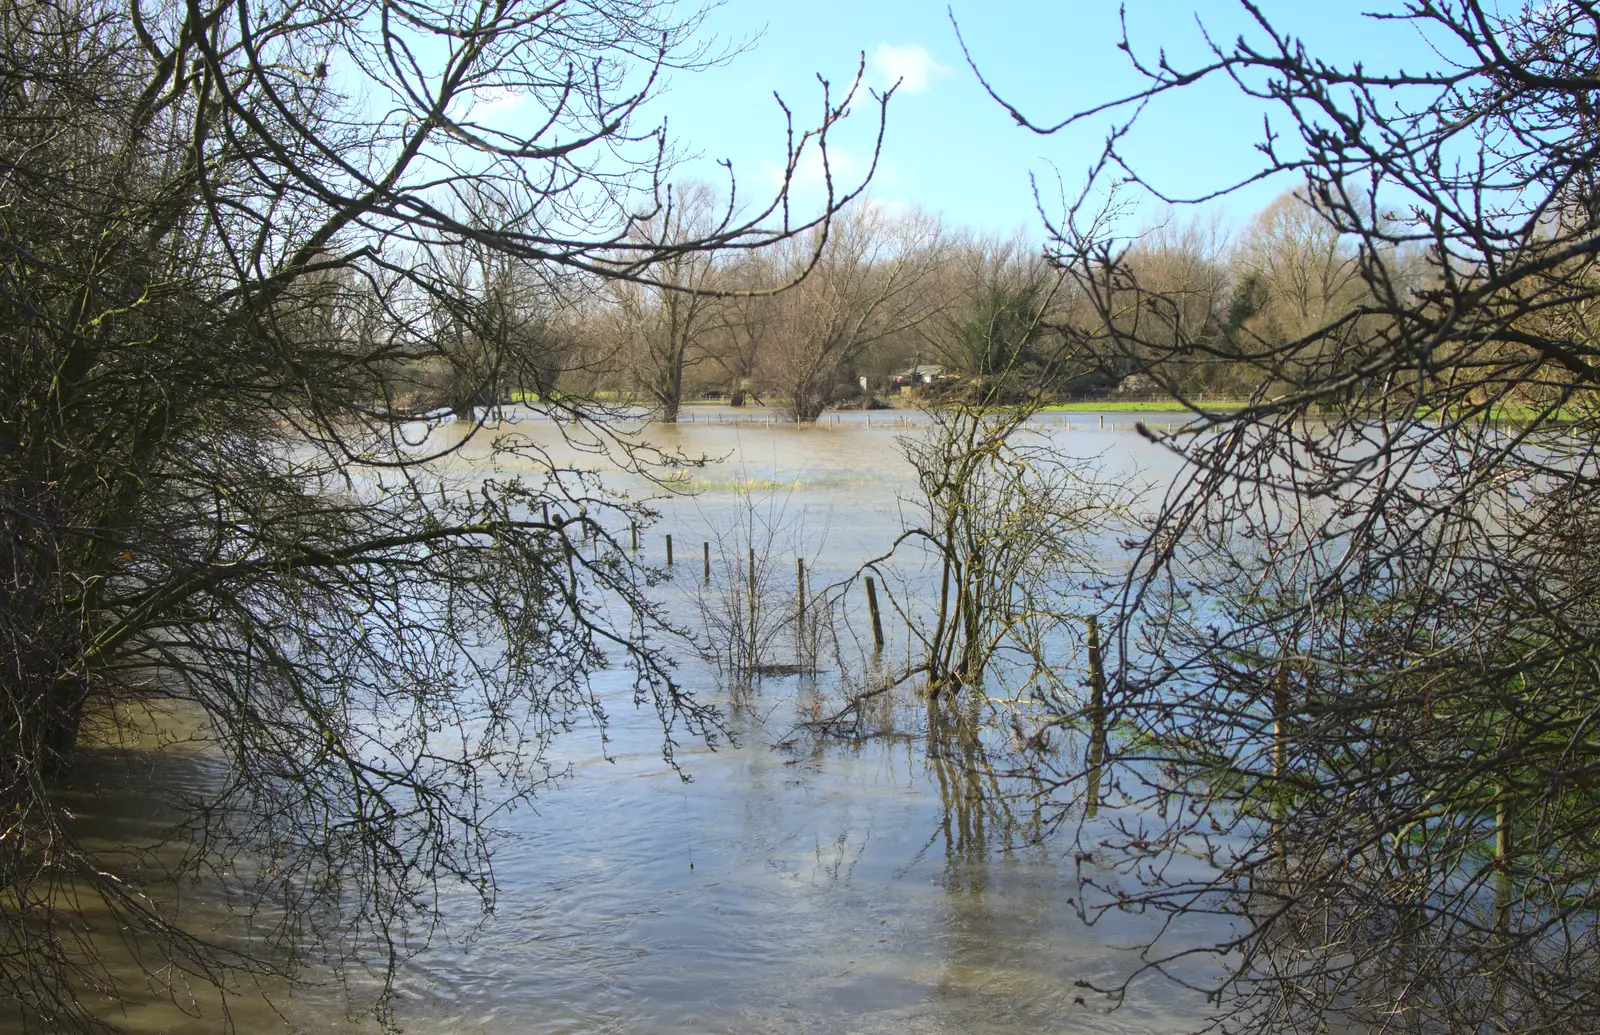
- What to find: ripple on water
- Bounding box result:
[59,422,1219,1035]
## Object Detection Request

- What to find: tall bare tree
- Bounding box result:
[1232,187,1366,345]
[607,181,726,420]
[703,250,785,406]
[763,205,945,421]
[1068,212,1238,396]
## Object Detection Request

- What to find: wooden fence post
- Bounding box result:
[1086,615,1108,817]
[748,547,758,631]
[865,576,885,652]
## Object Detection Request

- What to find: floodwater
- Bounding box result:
[53,407,1224,1035]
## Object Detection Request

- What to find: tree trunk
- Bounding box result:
[791,388,827,423]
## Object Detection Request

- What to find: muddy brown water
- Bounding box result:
[46,409,1223,1035]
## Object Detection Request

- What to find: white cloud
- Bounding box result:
[868,43,948,95]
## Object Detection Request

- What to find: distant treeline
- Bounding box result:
[392,182,1411,422]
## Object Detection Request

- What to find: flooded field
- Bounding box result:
[53,408,1223,1035]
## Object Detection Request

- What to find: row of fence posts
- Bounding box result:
[604,514,1519,941]
[596,520,1515,919]
[645,529,729,586]
[642,530,891,650]
[561,514,1124,817]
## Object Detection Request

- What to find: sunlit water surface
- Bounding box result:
[55,408,1224,1035]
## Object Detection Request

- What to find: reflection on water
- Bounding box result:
[49,411,1214,1034]
[35,728,378,1035]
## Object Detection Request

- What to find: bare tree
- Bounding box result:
[763,205,945,421]
[0,0,891,1028]
[894,405,1133,702]
[958,0,1600,1030]
[703,250,784,406]
[1072,211,1238,397]
[1232,188,1365,346]
[915,232,1062,398]
[417,218,575,418]
[606,181,727,420]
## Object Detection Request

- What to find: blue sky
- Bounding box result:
[644,0,1444,238]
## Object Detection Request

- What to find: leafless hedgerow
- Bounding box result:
[958,1,1600,1030]
[801,310,1138,742]
[0,0,894,1029]
[892,403,1135,705]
